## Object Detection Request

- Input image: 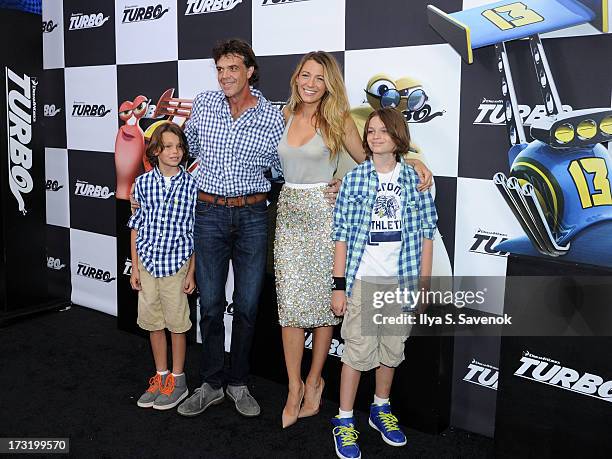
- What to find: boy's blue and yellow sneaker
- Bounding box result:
[369,402,407,446]
[331,416,361,459]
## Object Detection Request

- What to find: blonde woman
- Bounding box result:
[275,51,432,428]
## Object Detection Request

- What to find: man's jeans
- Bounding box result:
[194,199,268,389]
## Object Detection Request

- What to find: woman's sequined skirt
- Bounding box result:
[274,183,341,328]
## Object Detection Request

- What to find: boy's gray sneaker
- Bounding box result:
[153,373,189,410]
[177,382,224,417]
[226,385,261,417]
[137,373,167,408]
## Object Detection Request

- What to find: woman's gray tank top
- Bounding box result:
[277,114,339,184]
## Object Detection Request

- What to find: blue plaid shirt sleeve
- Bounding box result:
[419,189,438,240]
[332,178,350,242]
[184,93,203,158]
[127,178,143,230]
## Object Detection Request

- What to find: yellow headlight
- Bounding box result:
[577,119,597,140]
[554,123,574,144]
[601,116,612,136]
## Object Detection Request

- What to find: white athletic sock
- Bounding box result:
[157,370,169,375]
[172,372,184,377]
[374,395,389,406]
[338,409,353,419]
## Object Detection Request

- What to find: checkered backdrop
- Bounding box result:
[42,0,611,436]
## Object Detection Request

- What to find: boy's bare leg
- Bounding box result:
[150,330,168,372]
[170,332,186,374]
[375,364,395,399]
[339,364,361,412]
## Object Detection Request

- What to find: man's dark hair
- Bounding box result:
[212,38,259,86]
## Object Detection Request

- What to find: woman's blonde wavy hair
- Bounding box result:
[285,51,349,158]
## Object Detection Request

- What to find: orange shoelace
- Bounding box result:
[159,373,176,396]
[146,373,163,393]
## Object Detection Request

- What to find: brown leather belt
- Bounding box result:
[198,191,267,207]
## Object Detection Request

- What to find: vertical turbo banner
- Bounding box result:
[0,6,50,317]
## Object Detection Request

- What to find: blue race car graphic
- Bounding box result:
[428,0,612,266]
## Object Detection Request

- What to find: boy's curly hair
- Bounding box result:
[146,123,189,167]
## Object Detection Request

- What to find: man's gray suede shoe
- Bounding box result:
[226,385,261,417]
[177,382,224,417]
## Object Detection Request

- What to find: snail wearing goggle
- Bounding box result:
[365,74,428,113]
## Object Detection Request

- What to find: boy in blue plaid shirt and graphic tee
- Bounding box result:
[330,108,437,459]
[128,123,198,411]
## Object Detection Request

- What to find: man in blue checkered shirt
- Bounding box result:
[178,39,284,419]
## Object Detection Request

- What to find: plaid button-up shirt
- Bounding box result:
[333,159,438,297]
[127,166,197,277]
[184,88,284,196]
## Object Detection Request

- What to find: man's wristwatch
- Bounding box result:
[332,276,346,291]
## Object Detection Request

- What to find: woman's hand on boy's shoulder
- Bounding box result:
[407,159,433,192]
[324,178,342,205]
[331,290,347,316]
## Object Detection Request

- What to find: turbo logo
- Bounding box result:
[76,262,116,283]
[262,0,310,5]
[473,98,572,126]
[305,331,343,358]
[44,104,61,117]
[71,102,111,117]
[122,4,169,23]
[470,229,508,257]
[515,351,612,403]
[42,20,58,33]
[5,67,35,215]
[74,180,115,199]
[47,257,66,271]
[185,0,242,15]
[463,359,498,390]
[46,180,63,192]
[69,13,110,30]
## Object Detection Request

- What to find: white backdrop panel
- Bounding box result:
[177,58,220,98]
[252,0,345,56]
[115,0,179,65]
[42,0,64,69]
[45,147,70,228]
[453,177,524,314]
[344,44,462,178]
[64,65,118,152]
[70,229,118,316]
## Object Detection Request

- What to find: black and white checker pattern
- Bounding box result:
[42,0,611,330]
[41,0,611,435]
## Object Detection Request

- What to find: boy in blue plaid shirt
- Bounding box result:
[127,123,198,411]
[330,108,437,459]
